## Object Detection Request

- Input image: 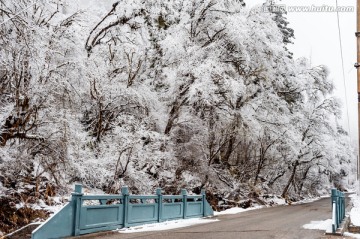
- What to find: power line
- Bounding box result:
[335,0,351,135]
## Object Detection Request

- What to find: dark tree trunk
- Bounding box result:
[222,134,235,165]
[281,160,299,198]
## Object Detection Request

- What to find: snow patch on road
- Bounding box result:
[117,218,219,233]
[214,205,263,215]
[302,219,332,233]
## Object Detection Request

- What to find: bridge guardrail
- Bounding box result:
[331,188,345,233]
[31,184,214,239]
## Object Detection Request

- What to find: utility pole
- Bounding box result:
[356,0,360,186]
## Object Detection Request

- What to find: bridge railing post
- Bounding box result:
[336,190,339,227]
[340,192,345,221]
[331,188,337,233]
[340,192,343,222]
[331,188,346,233]
[182,189,187,219]
[72,184,83,236]
[156,188,163,222]
[201,188,206,217]
[121,187,129,228]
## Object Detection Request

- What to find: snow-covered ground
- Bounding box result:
[350,194,360,226]
[345,232,360,239]
[302,219,332,233]
[22,186,105,217]
[345,193,360,238]
[214,205,263,215]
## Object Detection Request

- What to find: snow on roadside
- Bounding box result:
[214,205,263,215]
[214,195,326,216]
[292,195,330,205]
[18,185,105,218]
[344,232,360,239]
[3,222,42,237]
[350,194,360,226]
[302,219,332,233]
[345,193,360,239]
[117,218,219,233]
[345,232,360,238]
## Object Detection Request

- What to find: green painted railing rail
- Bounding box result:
[331,188,345,233]
[31,185,214,239]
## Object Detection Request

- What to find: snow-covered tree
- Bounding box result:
[0,1,356,233]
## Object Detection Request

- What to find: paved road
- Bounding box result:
[77,196,352,239]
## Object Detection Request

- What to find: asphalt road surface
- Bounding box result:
[76,196,353,239]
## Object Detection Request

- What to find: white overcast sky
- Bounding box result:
[247,0,357,143]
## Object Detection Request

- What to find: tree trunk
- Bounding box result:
[164,105,178,135]
[298,165,312,195]
[281,160,299,198]
[222,134,235,165]
[254,153,264,185]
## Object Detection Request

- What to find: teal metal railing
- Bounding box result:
[31,185,214,239]
[331,188,345,233]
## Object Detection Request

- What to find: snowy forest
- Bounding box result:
[0,0,356,234]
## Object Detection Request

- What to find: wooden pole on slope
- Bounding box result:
[357,0,360,184]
